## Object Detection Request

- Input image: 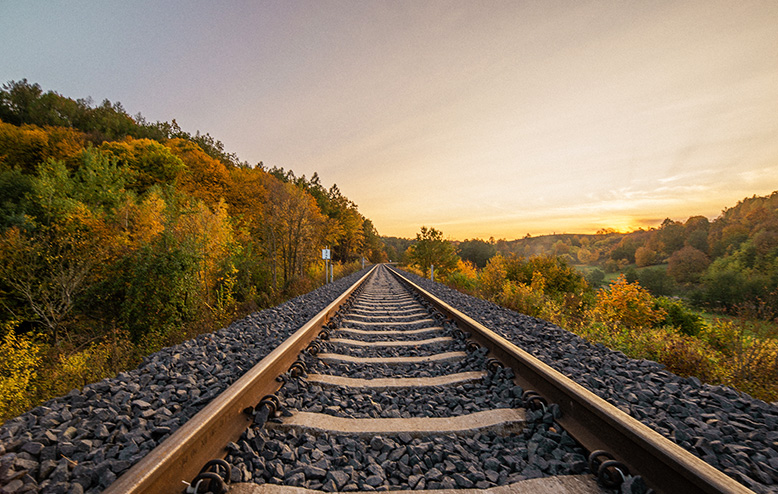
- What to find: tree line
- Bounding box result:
[439,192,778,319]
[0,80,387,420]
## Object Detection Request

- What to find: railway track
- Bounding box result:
[100,264,756,494]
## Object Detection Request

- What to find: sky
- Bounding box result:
[2,1,778,240]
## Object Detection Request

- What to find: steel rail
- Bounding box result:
[104,265,377,494]
[387,266,755,494]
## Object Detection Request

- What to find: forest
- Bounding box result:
[399,192,778,403]
[0,80,386,421]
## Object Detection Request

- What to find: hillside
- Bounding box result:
[444,193,778,318]
[0,79,387,420]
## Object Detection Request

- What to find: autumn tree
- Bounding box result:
[634,246,657,267]
[667,245,710,284]
[407,227,459,277]
[264,181,327,286]
[362,219,387,263]
[99,138,185,193]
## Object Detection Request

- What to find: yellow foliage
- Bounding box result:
[594,274,666,330]
[115,190,166,248]
[479,255,508,298]
[172,199,235,297]
[0,121,84,171]
[165,138,230,204]
[55,343,113,391]
[456,259,478,279]
[0,331,42,420]
[443,259,479,292]
[701,318,778,399]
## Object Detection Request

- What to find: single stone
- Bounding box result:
[304,464,326,479]
[21,442,44,456]
[452,473,474,488]
[364,475,383,487]
[326,470,350,490]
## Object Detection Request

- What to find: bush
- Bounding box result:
[585,268,605,287]
[119,238,200,350]
[0,330,42,421]
[654,297,705,336]
[594,275,666,330]
[445,260,479,293]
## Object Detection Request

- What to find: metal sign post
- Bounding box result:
[322,248,331,283]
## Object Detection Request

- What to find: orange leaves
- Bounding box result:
[165,138,229,204]
[114,190,166,250]
[0,121,85,172]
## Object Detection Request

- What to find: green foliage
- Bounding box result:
[653,297,704,336]
[635,266,675,296]
[119,236,200,349]
[0,168,34,230]
[585,268,605,287]
[382,236,413,262]
[503,254,590,299]
[407,226,459,277]
[457,239,496,268]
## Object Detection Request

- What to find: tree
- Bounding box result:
[407,226,459,277]
[656,218,685,257]
[361,219,386,263]
[457,239,496,268]
[667,246,710,284]
[634,246,657,267]
[263,182,326,287]
[0,215,103,344]
[99,138,185,193]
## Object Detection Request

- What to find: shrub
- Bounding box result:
[446,260,479,293]
[654,297,705,336]
[585,268,605,287]
[479,255,508,299]
[0,330,42,421]
[594,275,666,330]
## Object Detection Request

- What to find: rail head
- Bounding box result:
[387,266,755,494]
[104,265,377,494]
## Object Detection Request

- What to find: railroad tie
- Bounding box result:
[341,317,436,326]
[305,370,488,389]
[266,408,526,436]
[316,351,466,365]
[334,326,444,336]
[230,475,607,494]
[327,336,453,347]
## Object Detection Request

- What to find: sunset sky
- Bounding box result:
[2,1,778,240]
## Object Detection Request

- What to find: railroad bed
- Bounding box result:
[1,265,776,494]
[225,267,605,494]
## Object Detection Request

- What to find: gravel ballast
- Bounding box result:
[0,269,373,494]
